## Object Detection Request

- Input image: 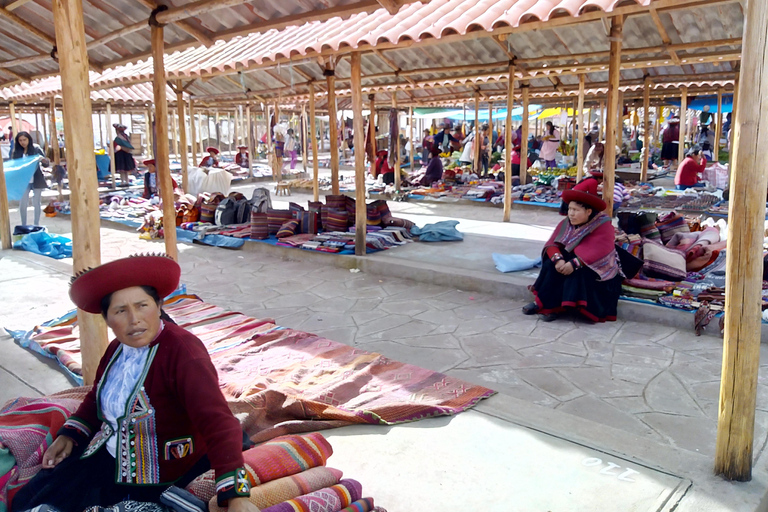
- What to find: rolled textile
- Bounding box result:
[208,467,343,512]
[261,479,362,512]
[655,211,689,243]
[243,433,334,486]
[622,278,677,292]
[340,498,376,512]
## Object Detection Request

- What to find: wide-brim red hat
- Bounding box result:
[237,145,248,150]
[589,171,603,179]
[376,149,388,156]
[143,159,155,166]
[205,146,220,154]
[562,189,606,212]
[69,254,180,314]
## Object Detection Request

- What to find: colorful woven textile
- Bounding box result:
[10,295,495,444]
[0,389,88,510]
[260,479,362,512]
[277,219,300,239]
[340,498,376,512]
[656,211,690,243]
[208,466,342,510]
[243,433,333,485]
[267,209,293,235]
[642,241,687,281]
[250,212,269,240]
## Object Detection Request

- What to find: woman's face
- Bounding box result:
[568,202,591,226]
[105,286,162,348]
[18,135,29,148]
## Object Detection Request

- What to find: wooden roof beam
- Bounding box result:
[136,0,214,46]
[649,7,681,65]
[375,0,401,16]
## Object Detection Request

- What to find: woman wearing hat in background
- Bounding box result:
[11,131,49,226]
[235,145,249,168]
[199,146,220,168]
[142,160,178,199]
[674,144,707,190]
[660,115,680,169]
[12,255,256,512]
[419,145,444,187]
[113,124,136,188]
[373,148,393,184]
[524,190,623,322]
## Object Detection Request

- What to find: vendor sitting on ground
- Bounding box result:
[235,145,249,168]
[419,146,444,187]
[142,159,178,199]
[523,190,623,323]
[11,255,256,512]
[373,149,394,184]
[199,146,220,168]
[510,144,533,181]
[674,144,707,190]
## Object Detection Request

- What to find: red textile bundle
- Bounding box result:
[243,432,333,486]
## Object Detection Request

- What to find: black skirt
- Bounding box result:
[661,141,678,160]
[115,150,136,172]
[531,256,623,322]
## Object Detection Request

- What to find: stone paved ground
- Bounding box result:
[2,191,767,466]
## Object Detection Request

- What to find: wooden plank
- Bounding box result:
[603,15,624,216]
[50,98,60,166]
[106,101,117,189]
[520,84,529,186]
[715,87,723,161]
[176,90,189,192]
[0,137,9,250]
[576,74,585,181]
[616,89,624,149]
[392,94,401,191]
[309,82,319,202]
[145,106,153,158]
[301,103,309,175]
[503,64,514,222]
[151,20,178,262]
[0,6,55,46]
[52,0,108,386]
[246,104,255,178]
[473,91,481,173]
[679,86,687,164]
[368,94,376,164]
[487,102,493,170]
[715,0,768,481]
[327,68,340,194]
[189,98,197,163]
[375,0,400,15]
[350,52,367,256]
[640,76,651,182]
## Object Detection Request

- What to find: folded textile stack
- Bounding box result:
[189,433,386,512]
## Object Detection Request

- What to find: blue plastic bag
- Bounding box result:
[13,231,73,259]
[4,155,42,201]
[492,253,542,273]
[410,220,464,242]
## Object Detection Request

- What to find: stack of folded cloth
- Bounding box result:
[187,432,386,512]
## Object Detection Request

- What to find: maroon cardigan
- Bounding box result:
[58,322,250,505]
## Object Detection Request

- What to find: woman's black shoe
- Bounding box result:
[522,302,538,315]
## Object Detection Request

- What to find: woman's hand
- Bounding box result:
[42,435,74,468]
[554,260,567,273]
[558,262,575,276]
[227,497,259,512]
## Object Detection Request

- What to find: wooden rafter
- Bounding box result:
[649,7,681,65]
[136,0,214,46]
[374,0,400,15]
[5,0,34,10]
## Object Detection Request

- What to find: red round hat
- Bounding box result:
[376,149,388,156]
[205,146,220,154]
[143,159,155,166]
[237,145,248,150]
[69,254,181,314]
[589,171,603,178]
[562,189,606,212]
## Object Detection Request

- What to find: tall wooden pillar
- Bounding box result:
[106,101,117,189]
[189,99,197,164]
[98,110,104,148]
[368,94,376,164]
[408,105,414,171]
[503,64,515,222]
[50,98,60,166]
[246,104,255,178]
[9,102,17,137]
[715,0,768,481]
[0,148,8,250]
[616,90,624,149]
[603,15,623,215]
[176,84,188,192]
[145,106,153,158]
[678,86,688,164]
[150,10,177,261]
[730,72,740,169]
[576,75,586,181]
[714,87,723,162]
[598,99,604,140]
[640,76,651,182]
[301,103,309,174]
[350,53,366,256]
[326,67,340,194]
[171,108,179,158]
[392,94,401,191]
[473,91,481,173]
[309,82,319,202]
[233,106,240,148]
[520,84,530,186]
[52,0,108,385]
[487,102,493,166]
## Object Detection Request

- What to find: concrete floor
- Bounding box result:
[2,178,768,511]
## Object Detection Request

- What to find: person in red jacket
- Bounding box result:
[12,255,257,512]
[199,146,220,167]
[674,145,707,190]
[235,145,249,168]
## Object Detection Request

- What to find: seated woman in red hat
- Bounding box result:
[373,149,393,183]
[419,146,444,187]
[235,146,249,168]
[524,190,623,322]
[199,146,220,168]
[12,255,256,512]
[142,160,179,199]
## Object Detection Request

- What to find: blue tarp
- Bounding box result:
[443,106,544,123]
[411,220,464,242]
[13,231,73,259]
[3,155,41,201]
[665,94,734,114]
[492,253,542,273]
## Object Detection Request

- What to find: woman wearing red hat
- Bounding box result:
[235,146,249,168]
[524,190,623,322]
[199,146,220,168]
[12,255,256,512]
[373,149,394,184]
[142,160,178,199]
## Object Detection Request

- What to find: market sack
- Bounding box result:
[267,208,293,235]
[4,155,41,201]
[250,212,269,239]
[642,241,687,281]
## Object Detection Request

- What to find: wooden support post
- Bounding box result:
[171,108,178,158]
[320,119,325,152]
[9,101,16,137]
[246,104,255,178]
[215,110,220,148]
[106,102,117,189]
[730,72,740,170]
[50,98,60,166]
[598,100,604,140]
[233,106,239,148]
[576,75,586,181]
[326,67,340,194]
[409,105,414,172]
[189,99,196,164]
[309,82,319,202]
[715,0,768,481]
[487,102,493,166]
[640,76,651,182]
[98,110,104,148]
[0,150,8,250]
[603,15,624,216]
[42,111,48,153]
[678,86,688,164]
[616,90,624,149]
[368,94,376,165]
[392,94,401,191]
[197,112,203,159]
[715,87,723,162]
[52,0,108,385]
[151,13,177,262]
[473,91,481,173]
[571,98,577,144]
[520,84,530,186]
[301,103,308,174]
[350,52,366,257]
[503,63,515,223]
[145,106,153,158]
[176,86,188,192]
